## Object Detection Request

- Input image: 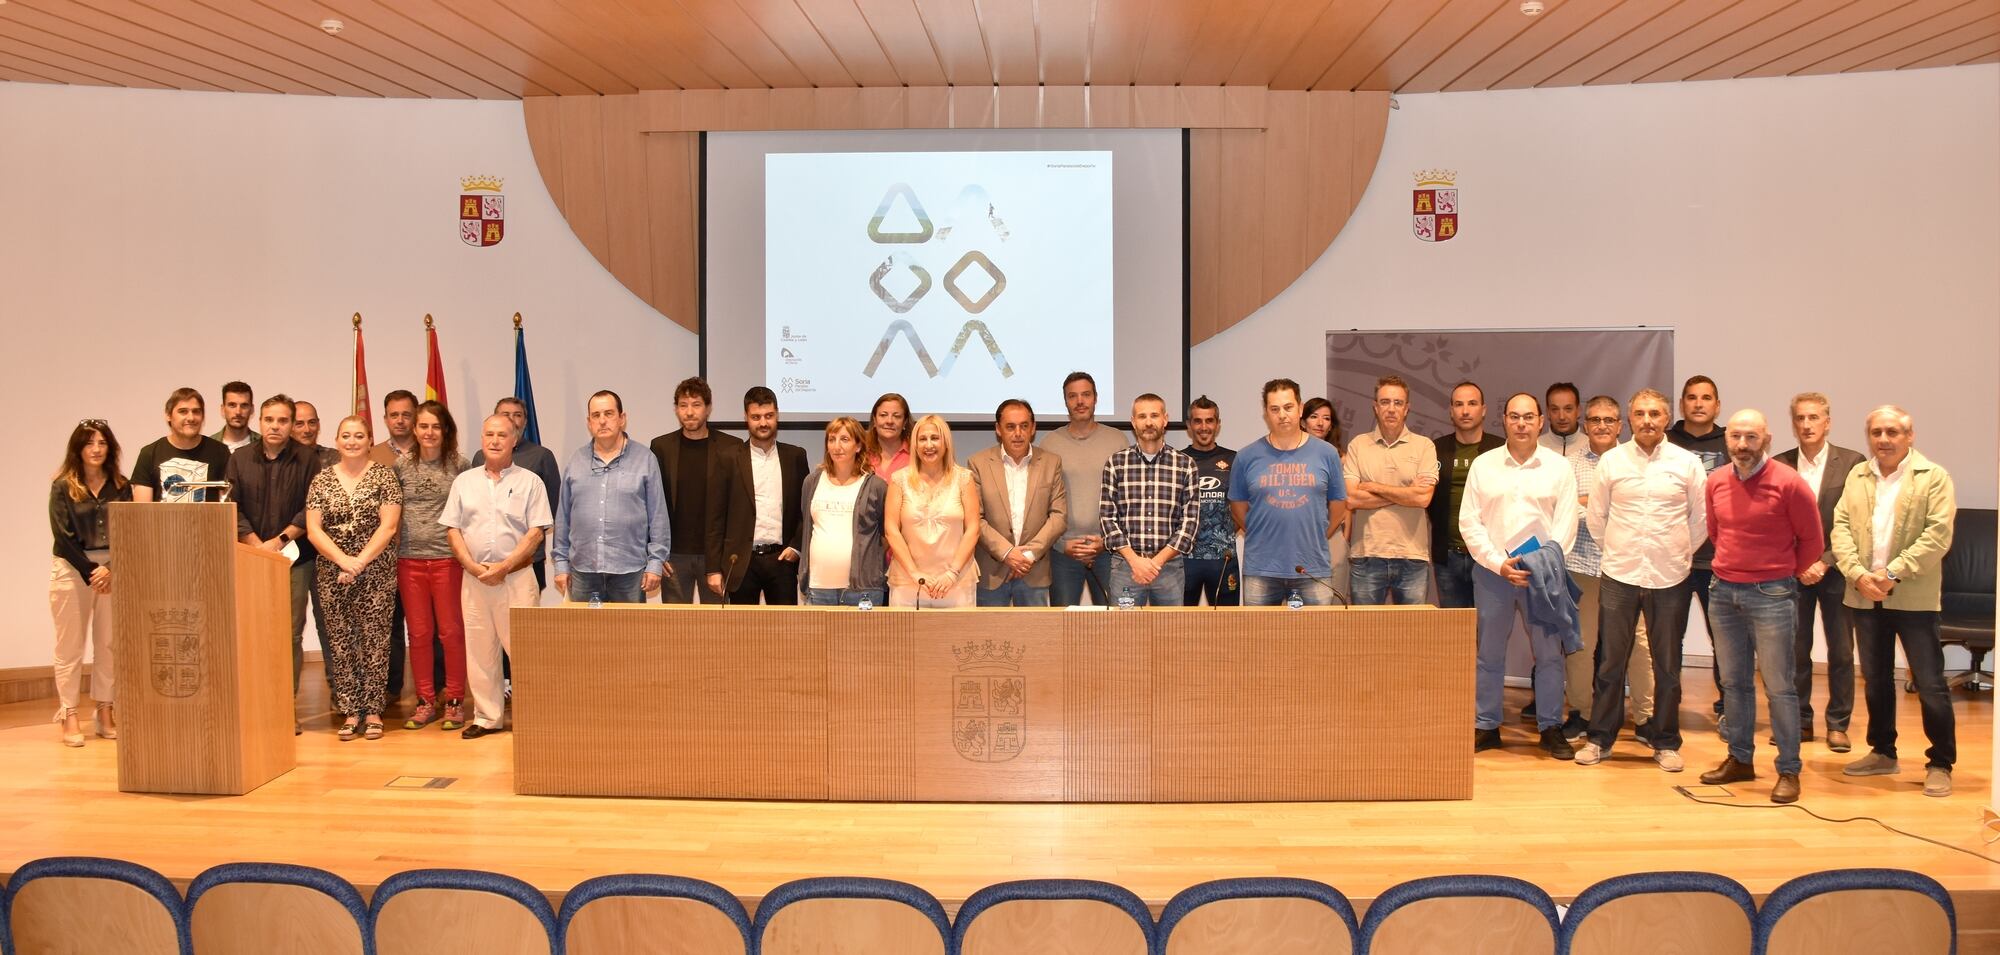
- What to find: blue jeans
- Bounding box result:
[1050,549,1113,606]
[977,578,1051,607]
[1242,576,1336,607]
[1709,577,1802,775]
[1351,557,1431,605]
[1589,575,1694,751]
[567,570,646,604]
[1434,549,1476,609]
[1104,556,1185,607]
[1183,556,1240,606]
[1473,564,1567,731]
[804,587,886,607]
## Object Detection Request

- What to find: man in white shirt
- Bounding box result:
[1772,392,1867,753]
[969,399,1068,606]
[441,415,553,739]
[1575,388,1709,772]
[1460,393,1579,760]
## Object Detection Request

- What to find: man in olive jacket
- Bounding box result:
[1830,405,1956,797]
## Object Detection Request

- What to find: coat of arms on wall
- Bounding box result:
[1413,170,1458,243]
[460,175,504,247]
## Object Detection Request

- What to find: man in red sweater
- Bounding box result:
[1698,409,1823,804]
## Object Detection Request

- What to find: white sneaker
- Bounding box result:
[1575,742,1604,765]
[1655,749,1685,773]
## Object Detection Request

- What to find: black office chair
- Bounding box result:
[1923,507,1992,692]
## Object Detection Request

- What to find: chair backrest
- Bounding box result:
[1156,877,1357,955]
[953,879,1155,955]
[187,862,369,955]
[3,856,189,955]
[1558,872,1754,955]
[1359,875,1559,955]
[559,874,752,955]
[369,869,556,955]
[754,877,951,955]
[1755,868,1955,955]
[1943,508,1996,604]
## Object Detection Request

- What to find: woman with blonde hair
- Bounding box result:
[884,415,981,607]
[798,417,890,607]
[48,419,130,746]
[307,415,403,740]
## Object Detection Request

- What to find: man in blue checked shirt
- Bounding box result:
[552,390,669,604]
[1099,393,1200,607]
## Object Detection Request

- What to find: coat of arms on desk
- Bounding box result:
[460,175,505,247]
[1413,169,1459,243]
[951,640,1027,763]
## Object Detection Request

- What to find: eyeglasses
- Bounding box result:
[1584,416,1620,426]
[1503,413,1539,423]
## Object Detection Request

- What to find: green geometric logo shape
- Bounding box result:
[942,250,1006,314]
[867,183,934,244]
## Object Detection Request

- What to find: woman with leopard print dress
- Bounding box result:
[307,415,403,740]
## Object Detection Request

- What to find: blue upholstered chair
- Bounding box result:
[754,876,952,955]
[1155,877,1358,955]
[1754,868,1955,955]
[953,879,1156,955]
[1558,871,1754,955]
[1359,874,1559,955]
[185,862,370,955]
[369,868,557,955]
[559,873,753,955]
[2,856,190,955]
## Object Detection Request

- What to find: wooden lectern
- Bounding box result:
[108,502,294,795]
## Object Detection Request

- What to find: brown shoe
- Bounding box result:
[1771,773,1800,803]
[1700,756,1755,785]
[1826,729,1851,753]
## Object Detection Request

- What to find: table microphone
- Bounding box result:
[914,579,926,611]
[1292,565,1352,609]
[719,554,736,607]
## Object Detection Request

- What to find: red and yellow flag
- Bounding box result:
[351,313,373,434]
[424,314,448,407]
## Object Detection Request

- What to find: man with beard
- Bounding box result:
[707,387,808,605]
[1099,394,1199,606]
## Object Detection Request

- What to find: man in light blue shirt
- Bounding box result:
[552,390,669,603]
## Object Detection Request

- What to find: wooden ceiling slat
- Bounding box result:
[69,0,376,96]
[1223,0,1338,87]
[0,56,65,82]
[246,0,514,98]
[1965,47,2000,61]
[1132,0,1217,86]
[1359,0,1516,92]
[790,0,903,86]
[1685,0,1934,80]
[428,0,637,93]
[1400,0,1588,94]
[1036,0,1092,84]
[577,0,759,89]
[1852,13,2000,68]
[1579,0,1789,86]
[851,0,947,85]
[0,41,153,85]
[1735,0,1978,78]
[1084,0,1153,86]
[1640,0,1866,83]
[1268,0,1397,89]
[142,0,426,98]
[1484,0,1703,89]
[1313,0,1457,90]
[0,15,228,89]
[714,0,856,87]
[1790,1,1998,73]
[489,0,690,89]
[912,0,992,85]
[330,0,586,94]
[1895,28,1999,67]
[972,0,1037,85]
[5,2,266,90]
[1176,0,1280,87]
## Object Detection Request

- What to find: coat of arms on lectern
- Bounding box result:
[460,175,505,247]
[950,640,1026,763]
[1412,169,1459,243]
[147,605,204,699]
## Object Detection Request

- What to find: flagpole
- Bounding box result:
[351,312,362,412]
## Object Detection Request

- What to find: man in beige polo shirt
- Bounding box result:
[1343,375,1440,604]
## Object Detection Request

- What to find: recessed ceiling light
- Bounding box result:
[320,18,345,36]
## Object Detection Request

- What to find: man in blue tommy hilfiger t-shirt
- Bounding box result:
[1228,378,1348,606]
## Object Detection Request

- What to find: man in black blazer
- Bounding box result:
[650,377,744,603]
[705,386,808,605]
[1773,392,1869,753]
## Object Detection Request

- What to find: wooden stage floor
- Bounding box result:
[3,664,1994,933]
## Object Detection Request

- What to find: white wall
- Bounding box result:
[2,65,1994,668]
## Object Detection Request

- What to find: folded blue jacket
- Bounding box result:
[1520,543,1583,655]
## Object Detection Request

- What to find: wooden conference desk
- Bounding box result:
[511,606,1473,803]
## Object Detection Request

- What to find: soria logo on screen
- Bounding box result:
[460,175,505,247]
[1412,169,1458,243]
[863,183,1015,380]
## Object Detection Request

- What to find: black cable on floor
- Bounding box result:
[1673,785,2000,865]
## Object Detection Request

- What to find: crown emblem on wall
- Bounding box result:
[461,175,505,192]
[1413,169,1457,187]
[953,640,1026,671]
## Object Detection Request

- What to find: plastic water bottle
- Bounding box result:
[1285,589,1305,610]
[1117,587,1137,610]
[856,595,874,611]
[588,591,603,609]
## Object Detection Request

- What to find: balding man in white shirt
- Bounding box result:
[441,415,553,740]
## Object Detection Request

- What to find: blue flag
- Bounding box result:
[513,320,541,446]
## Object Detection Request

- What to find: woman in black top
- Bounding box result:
[49,419,131,747]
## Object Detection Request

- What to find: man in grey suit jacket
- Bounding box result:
[967,399,1068,606]
[1773,391,1869,753]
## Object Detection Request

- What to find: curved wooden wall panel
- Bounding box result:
[522,88,1389,342]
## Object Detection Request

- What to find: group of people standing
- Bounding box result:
[51,371,1962,803]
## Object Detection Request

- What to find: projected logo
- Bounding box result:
[1412,169,1458,243]
[862,183,1014,380]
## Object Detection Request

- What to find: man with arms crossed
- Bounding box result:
[1344,375,1438,605]
[649,377,742,604]
[1181,396,1240,606]
[1773,393,1866,752]
[441,415,552,739]
[1229,379,1348,606]
[1040,372,1128,605]
[1576,389,1707,772]
[1427,382,1503,609]
[1100,394,1199,607]
[553,390,669,604]
[1698,409,1822,804]
[968,399,1067,607]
